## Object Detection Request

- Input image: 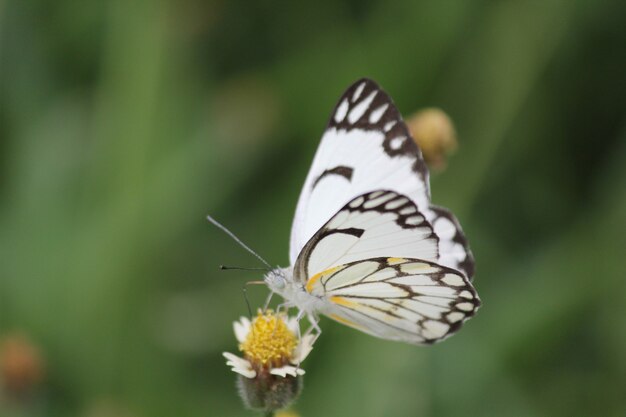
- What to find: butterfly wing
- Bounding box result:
[293,191,479,344]
[429,206,475,280]
[306,257,480,344]
[289,79,430,264]
[289,78,474,280]
[293,190,439,281]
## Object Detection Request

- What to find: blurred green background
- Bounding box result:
[1,0,625,416]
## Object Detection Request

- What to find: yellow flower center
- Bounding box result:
[239,311,297,368]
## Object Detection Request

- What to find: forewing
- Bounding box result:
[307,257,480,344]
[293,190,439,281]
[289,79,431,264]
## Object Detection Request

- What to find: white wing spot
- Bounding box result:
[363,193,396,208]
[405,215,423,226]
[434,217,456,240]
[456,302,474,312]
[399,206,416,215]
[389,136,406,150]
[348,91,377,123]
[352,82,366,102]
[349,196,365,208]
[442,274,465,287]
[423,320,449,338]
[369,190,384,199]
[335,99,349,122]
[390,274,434,286]
[446,312,464,323]
[459,290,473,299]
[400,262,435,272]
[385,198,408,210]
[384,121,396,131]
[369,104,389,124]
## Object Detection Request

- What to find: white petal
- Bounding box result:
[232,367,256,378]
[222,352,256,378]
[223,352,246,366]
[292,334,315,363]
[270,365,305,377]
[233,317,251,343]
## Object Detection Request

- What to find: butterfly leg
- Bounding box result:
[294,309,305,340]
[293,312,320,373]
[296,309,320,343]
[275,301,295,315]
[293,309,307,372]
[263,291,275,312]
[306,312,322,344]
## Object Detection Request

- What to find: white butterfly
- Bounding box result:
[218,79,480,345]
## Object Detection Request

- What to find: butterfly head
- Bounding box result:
[264,268,286,290]
[264,267,297,297]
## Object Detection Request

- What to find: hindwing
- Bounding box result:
[306,257,480,344]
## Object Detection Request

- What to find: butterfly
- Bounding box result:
[216,78,480,345]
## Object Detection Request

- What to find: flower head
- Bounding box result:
[224,310,314,379]
[223,310,315,412]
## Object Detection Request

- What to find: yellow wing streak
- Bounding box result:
[387,257,407,265]
[329,296,358,308]
[305,265,345,293]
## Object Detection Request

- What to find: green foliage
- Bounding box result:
[0,0,624,416]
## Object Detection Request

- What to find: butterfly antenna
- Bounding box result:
[242,284,253,318]
[243,281,266,319]
[206,214,272,270]
[220,265,269,272]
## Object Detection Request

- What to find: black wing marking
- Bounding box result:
[294,190,439,282]
[307,257,480,344]
[312,165,354,189]
[429,206,475,281]
[327,78,429,182]
[328,79,475,281]
[289,78,434,264]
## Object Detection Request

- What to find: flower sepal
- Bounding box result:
[237,370,302,412]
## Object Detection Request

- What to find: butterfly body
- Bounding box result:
[265,267,326,315]
[265,78,479,345]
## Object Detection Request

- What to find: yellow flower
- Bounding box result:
[223,311,314,379]
[239,311,298,368]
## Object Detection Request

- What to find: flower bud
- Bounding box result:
[406,108,458,170]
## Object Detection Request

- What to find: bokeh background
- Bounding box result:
[1,1,625,416]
